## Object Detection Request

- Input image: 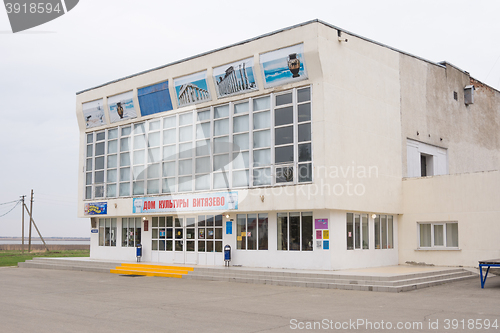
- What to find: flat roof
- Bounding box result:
[77,19,486,95]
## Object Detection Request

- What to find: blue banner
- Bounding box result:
[84,202,107,215]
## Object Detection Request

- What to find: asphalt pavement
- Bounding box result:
[1,266,499,332]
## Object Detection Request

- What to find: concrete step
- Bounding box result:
[17,257,478,292]
[190,266,467,281]
[18,260,114,273]
[110,263,194,278]
[18,257,122,273]
[20,257,122,268]
[185,270,476,292]
[187,268,474,284]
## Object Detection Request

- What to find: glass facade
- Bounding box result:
[84,87,312,200]
[151,215,223,253]
[277,212,313,251]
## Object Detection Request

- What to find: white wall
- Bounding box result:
[400,171,500,267]
[329,211,399,270]
[89,209,398,270]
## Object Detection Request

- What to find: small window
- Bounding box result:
[99,218,117,247]
[420,153,433,177]
[122,217,141,247]
[407,139,447,178]
[419,222,458,248]
[347,213,369,250]
[374,215,394,249]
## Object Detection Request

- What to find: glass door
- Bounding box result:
[173,217,184,263]
[196,214,224,265]
[185,217,197,264]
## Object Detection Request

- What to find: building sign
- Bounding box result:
[174,71,211,107]
[82,99,106,129]
[108,91,137,123]
[213,57,257,98]
[260,43,308,88]
[84,202,107,215]
[132,191,238,214]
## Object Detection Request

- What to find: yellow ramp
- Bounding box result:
[111,263,194,278]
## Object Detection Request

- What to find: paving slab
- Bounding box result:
[1,266,499,332]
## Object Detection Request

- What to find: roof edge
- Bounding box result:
[77,19,457,96]
[76,19,321,95]
[315,19,445,69]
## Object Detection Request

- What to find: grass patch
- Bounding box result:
[0,250,90,267]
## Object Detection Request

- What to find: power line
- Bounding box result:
[0,199,21,206]
[485,54,500,80]
[0,201,21,218]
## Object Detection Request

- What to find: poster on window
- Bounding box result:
[213,57,258,98]
[174,71,211,107]
[108,91,137,123]
[260,43,308,88]
[82,99,106,129]
[315,219,328,229]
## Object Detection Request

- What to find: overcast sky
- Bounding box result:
[1,0,499,237]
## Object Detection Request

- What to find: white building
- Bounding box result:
[76,20,500,270]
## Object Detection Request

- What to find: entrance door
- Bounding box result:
[173,216,197,264]
[197,214,224,266]
[173,217,184,263]
[152,214,223,265]
[185,217,197,264]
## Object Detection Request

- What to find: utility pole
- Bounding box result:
[20,195,26,254]
[28,189,33,253]
[23,202,49,252]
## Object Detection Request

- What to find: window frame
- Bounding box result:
[236,213,269,251]
[374,215,394,250]
[276,211,313,252]
[83,86,313,200]
[121,217,141,248]
[98,218,117,247]
[417,222,459,249]
[346,213,369,250]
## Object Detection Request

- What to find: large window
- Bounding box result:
[419,222,458,248]
[197,215,223,253]
[98,218,117,246]
[374,215,394,249]
[151,215,223,252]
[346,213,369,250]
[236,214,268,250]
[277,212,313,251]
[122,217,141,247]
[84,86,312,199]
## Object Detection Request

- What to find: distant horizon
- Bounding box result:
[0,236,90,240]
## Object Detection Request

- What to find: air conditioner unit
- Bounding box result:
[464,85,475,105]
